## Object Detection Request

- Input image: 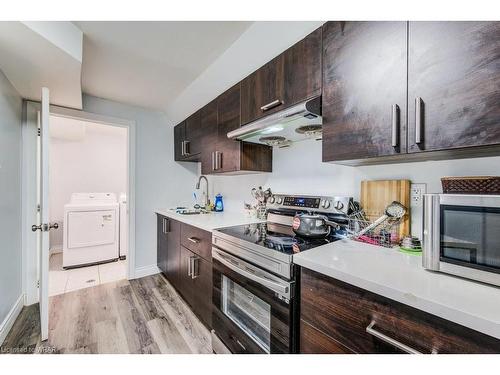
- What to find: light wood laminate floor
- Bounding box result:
[1,274,212,354]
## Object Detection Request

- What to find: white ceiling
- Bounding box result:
[74,21,253,111]
[0,22,83,109]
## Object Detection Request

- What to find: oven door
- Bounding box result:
[212,247,295,354]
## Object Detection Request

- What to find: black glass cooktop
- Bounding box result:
[216,222,341,255]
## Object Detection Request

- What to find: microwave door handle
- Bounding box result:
[212,249,290,299]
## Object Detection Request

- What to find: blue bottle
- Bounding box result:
[214,194,224,212]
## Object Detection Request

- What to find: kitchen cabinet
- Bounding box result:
[173,122,185,161]
[322,21,408,163]
[173,111,203,162]
[156,217,213,329]
[407,22,500,154]
[204,84,273,174]
[156,214,181,287]
[200,100,218,175]
[156,214,168,275]
[240,28,322,126]
[284,27,322,107]
[300,267,500,354]
[240,54,285,125]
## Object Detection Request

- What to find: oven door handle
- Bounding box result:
[212,248,291,300]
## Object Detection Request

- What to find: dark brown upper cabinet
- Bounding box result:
[206,84,272,174]
[240,28,322,126]
[174,111,203,162]
[407,22,500,154]
[284,27,322,107]
[200,99,218,175]
[322,21,408,163]
[240,54,285,125]
[173,121,186,161]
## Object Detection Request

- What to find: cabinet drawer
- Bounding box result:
[180,223,212,261]
[301,267,500,354]
[300,319,353,354]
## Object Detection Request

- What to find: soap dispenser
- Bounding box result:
[214,194,224,212]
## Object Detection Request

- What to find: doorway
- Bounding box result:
[22,102,136,308]
[47,115,128,296]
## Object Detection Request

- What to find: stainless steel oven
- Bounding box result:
[423,193,500,286]
[211,247,297,354]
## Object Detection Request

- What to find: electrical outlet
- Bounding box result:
[411,183,427,208]
[410,183,427,239]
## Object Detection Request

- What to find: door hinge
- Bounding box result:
[36,280,40,288]
[37,128,41,136]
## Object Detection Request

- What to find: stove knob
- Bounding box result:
[268,196,275,204]
[276,196,283,204]
[321,199,331,209]
[334,200,344,211]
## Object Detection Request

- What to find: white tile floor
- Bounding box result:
[49,253,127,296]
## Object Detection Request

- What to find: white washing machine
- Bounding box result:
[63,193,120,268]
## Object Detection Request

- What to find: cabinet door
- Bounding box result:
[184,110,202,160]
[240,54,285,125]
[165,219,181,289]
[216,84,241,173]
[408,22,500,153]
[156,215,168,274]
[174,122,185,161]
[191,256,213,328]
[177,246,194,307]
[200,100,218,175]
[322,21,408,162]
[284,27,322,107]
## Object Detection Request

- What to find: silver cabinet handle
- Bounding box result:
[366,321,422,354]
[212,151,216,171]
[214,151,222,170]
[188,237,200,244]
[260,99,282,112]
[181,140,186,156]
[187,256,192,277]
[191,256,200,279]
[184,140,190,155]
[391,104,399,147]
[415,97,422,144]
[163,218,170,234]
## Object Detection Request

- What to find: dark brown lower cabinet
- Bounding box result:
[300,267,500,354]
[157,217,212,329]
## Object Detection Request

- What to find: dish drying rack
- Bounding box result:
[346,202,403,248]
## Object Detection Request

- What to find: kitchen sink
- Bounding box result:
[175,208,211,215]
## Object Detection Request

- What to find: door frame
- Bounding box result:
[21,101,137,306]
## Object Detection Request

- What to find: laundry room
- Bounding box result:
[48,115,129,296]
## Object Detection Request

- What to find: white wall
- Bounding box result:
[48,117,127,249]
[0,69,23,328]
[81,94,199,269]
[207,139,500,232]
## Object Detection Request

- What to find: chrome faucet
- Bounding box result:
[196,175,209,209]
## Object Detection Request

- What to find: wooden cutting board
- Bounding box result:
[360,179,411,238]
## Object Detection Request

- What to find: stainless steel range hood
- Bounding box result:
[227,96,322,147]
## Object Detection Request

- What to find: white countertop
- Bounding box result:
[155,209,265,232]
[293,239,500,340]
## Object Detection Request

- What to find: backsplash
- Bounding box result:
[206,139,500,235]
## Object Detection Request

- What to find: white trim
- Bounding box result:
[0,294,24,346]
[133,264,160,279]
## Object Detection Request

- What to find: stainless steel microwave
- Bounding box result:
[423,194,500,286]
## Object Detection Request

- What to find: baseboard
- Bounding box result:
[0,294,24,346]
[49,246,62,256]
[133,264,160,279]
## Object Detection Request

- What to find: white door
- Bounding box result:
[33,88,54,341]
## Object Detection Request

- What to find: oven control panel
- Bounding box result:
[267,194,352,215]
